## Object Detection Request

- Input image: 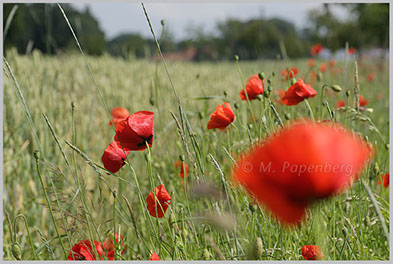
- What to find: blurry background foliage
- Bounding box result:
[3,3,389,60]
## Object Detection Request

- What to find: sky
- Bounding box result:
[72,2,347,40]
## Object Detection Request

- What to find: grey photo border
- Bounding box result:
[0,0,391,263]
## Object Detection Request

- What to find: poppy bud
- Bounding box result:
[198,111,204,120]
[223,91,228,97]
[342,227,348,237]
[234,55,239,61]
[256,94,263,101]
[385,144,389,150]
[267,79,272,85]
[249,203,258,213]
[180,155,185,162]
[290,78,297,85]
[317,72,323,81]
[33,150,40,161]
[113,190,117,198]
[258,72,265,80]
[255,237,263,259]
[271,72,275,77]
[11,242,22,260]
[248,124,253,130]
[345,91,351,97]
[71,101,76,109]
[373,163,380,177]
[331,84,342,92]
[202,249,210,260]
[284,113,291,120]
[263,90,270,99]
[145,153,151,163]
[161,20,165,26]
[234,102,240,109]
[268,86,273,93]
[150,97,155,106]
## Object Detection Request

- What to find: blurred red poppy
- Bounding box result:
[146,185,172,218]
[358,95,369,107]
[281,67,299,80]
[102,142,129,174]
[336,100,346,108]
[310,44,323,56]
[348,47,356,55]
[281,79,317,106]
[150,251,160,260]
[308,58,315,68]
[319,64,328,73]
[114,111,154,151]
[301,245,324,260]
[239,74,264,100]
[68,240,104,260]
[233,122,372,225]
[103,233,126,260]
[207,102,235,130]
[329,59,336,67]
[174,161,189,178]
[367,73,375,82]
[378,173,389,188]
[108,107,129,127]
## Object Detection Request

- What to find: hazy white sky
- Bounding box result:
[72,2,347,40]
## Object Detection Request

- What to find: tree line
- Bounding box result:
[3,3,389,60]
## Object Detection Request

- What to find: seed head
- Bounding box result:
[255,237,263,259]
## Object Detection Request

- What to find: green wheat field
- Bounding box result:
[3,43,390,260]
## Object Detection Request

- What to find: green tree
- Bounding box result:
[3,3,106,55]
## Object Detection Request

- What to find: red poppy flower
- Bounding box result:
[174,161,189,178]
[68,240,104,260]
[207,102,235,130]
[367,73,375,82]
[310,44,323,56]
[103,233,126,260]
[114,111,154,151]
[102,142,129,174]
[336,100,346,108]
[329,59,336,67]
[376,93,383,101]
[281,67,299,80]
[348,47,356,55]
[319,64,328,73]
[232,122,372,225]
[146,185,172,218]
[150,251,160,260]
[308,59,315,68]
[239,74,264,100]
[378,173,389,188]
[358,95,369,107]
[108,107,129,127]
[281,79,317,106]
[301,245,324,260]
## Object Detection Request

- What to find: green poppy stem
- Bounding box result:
[304,99,315,122]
